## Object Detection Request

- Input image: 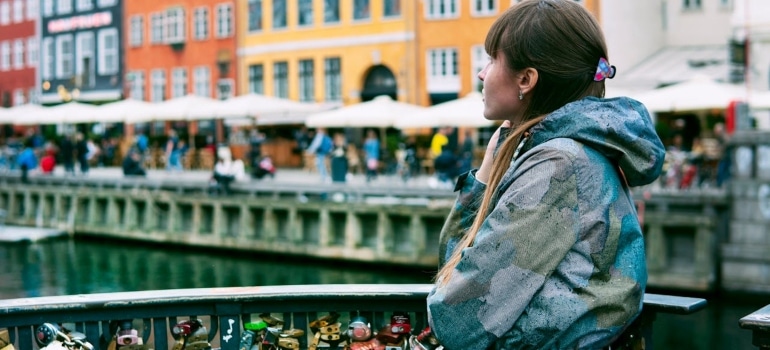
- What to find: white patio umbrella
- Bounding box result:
[0,107,11,124]
[9,103,58,125]
[394,92,494,129]
[133,94,225,123]
[213,93,326,119]
[748,90,770,110]
[630,75,747,113]
[97,99,157,123]
[305,95,425,128]
[38,101,103,124]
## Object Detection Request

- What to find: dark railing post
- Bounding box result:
[740,304,770,349]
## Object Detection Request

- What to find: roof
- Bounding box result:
[611,45,730,91]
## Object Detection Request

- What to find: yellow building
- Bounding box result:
[236,0,601,108]
[415,0,600,106]
[237,0,419,107]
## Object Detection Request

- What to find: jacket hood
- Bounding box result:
[527,96,665,187]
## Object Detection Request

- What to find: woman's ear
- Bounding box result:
[518,68,539,95]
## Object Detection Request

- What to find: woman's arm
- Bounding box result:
[428,147,580,350]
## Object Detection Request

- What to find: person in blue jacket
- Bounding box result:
[16,140,38,183]
[424,1,666,349]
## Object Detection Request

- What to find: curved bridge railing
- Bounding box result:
[0,284,707,350]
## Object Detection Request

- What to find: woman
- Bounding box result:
[425,1,665,349]
[362,130,380,183]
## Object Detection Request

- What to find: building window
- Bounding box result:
[12,39,23,70]
[75,32,94,87]
[129,70,144,100]
[247,0,261,31]
[28,88,38,104]
[151,69,166,102]
[324,0,339,23]
[193,7,209,39]
[324,57,341,102]
[298,0,312,26]
[248,64,263,94]
[98,28,118,75]
[26,37,37,67]
[216,3,233,38]
[150,13,164,44]
[425,0,458,19]
[0,2,9,25]
[299,59,314,102]
[470,45,487,92]
[0,42,9,71]
[193,66,210,97]
[273,61,288,99]
[12,0,22,23]
[41,37,53,79]
[96,0,116,7]
[25,0,37,20]
[130,15,143,47]
[172,67,187,98]
[57,0,72,15]
[13,89,24,106]
[56,34,74,79]
[353,0,370,20]
[42,0,53,17]
[272,0,286,29]
[76,0,92,12]
[428,48,458,77]
[383,0,400,17]
[683,0,701,10]
[166,7,185,43]
[471,0,496,16]
[216,78,233,100]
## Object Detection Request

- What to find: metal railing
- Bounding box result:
[740,304,770,349]
[0,284,707,350]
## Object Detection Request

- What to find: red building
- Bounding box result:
[0,0,38,107]
[124,0,237,146]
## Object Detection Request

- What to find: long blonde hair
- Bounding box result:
[435,0,608,285]
[435,117,544,284]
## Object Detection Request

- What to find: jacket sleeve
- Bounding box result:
[428,147,581,350]
[437,170,486,266]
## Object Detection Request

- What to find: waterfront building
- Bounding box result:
[731,0,770,129]
[124,0,238,149]
[605,0,734,92]
[0,0,38,107]
[236,0,414,107]
[414,0,599,106]
[39,0,124,105]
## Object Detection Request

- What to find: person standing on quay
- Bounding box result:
[423,1,665,349]
[165,129,183,172]
[75,132,89,175]
[59,133,75,176]
[307,128,333,182]
[362,129,380,183]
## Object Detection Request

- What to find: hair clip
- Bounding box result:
[594,57,616,82]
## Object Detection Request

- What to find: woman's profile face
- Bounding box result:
[478,51,523,123]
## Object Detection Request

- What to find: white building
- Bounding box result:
[602,0,734,92]
[732,0,770,91]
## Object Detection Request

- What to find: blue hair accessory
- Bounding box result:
[594,57,616,81]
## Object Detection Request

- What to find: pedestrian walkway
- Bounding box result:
[28,165,448,192]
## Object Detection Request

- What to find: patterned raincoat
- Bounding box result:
[427,96,665,349]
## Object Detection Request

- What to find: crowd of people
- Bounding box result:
[659,122,731,190]
[291,125,477,187]
[0,129,121,181]
[0,120,733,192]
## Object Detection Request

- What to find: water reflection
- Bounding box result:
[0,237,765,349]
[0,237,434,299]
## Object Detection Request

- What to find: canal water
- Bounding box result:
[0,237,763,350]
